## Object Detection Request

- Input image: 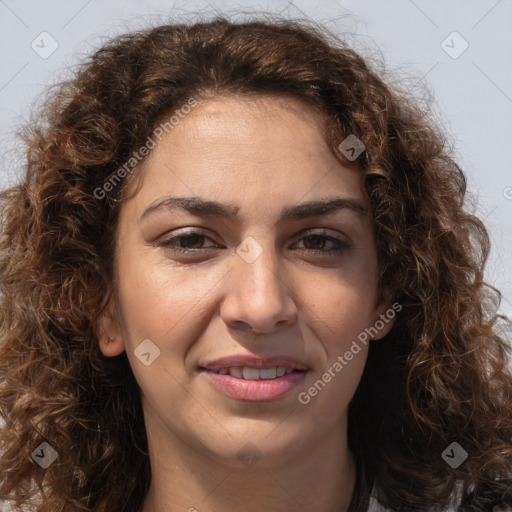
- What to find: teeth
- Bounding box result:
[229,367,243,378]
[242,367,260,380]
[259,367,277,379]
[215,366,298,380]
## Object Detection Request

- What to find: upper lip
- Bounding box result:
[201,355,309,371]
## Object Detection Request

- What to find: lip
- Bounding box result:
[199,354,309,402]
[201,355,309,372]
[202,369,307,402]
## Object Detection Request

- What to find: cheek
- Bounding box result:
[299,282,372,415]
[118,255,182,332]
[304,272,378,350]
[116,252,226,362]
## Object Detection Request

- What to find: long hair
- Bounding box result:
[1,16,511,512]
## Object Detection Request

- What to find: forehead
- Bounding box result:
[149,94,331,163]
[121,94,367,219]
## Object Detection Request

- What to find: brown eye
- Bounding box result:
[292,231,349,256]
[158,229,349,257]
[159,231,219,254]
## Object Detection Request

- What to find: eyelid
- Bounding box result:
[158,227,350,255]
[160,228,220,248]
[292,227,348,244]
[159,226,348,243]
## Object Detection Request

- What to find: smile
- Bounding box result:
[201,367,307,402]
[211,366,297,379]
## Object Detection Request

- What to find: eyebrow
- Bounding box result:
[138,195,367,224]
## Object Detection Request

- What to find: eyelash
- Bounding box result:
[158,229,349,256]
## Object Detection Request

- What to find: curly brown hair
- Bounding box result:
[1,15,511,512]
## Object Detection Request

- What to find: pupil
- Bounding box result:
[181,234,203,248]
[305,235,324,250]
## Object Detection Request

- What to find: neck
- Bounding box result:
[141,409,357,512]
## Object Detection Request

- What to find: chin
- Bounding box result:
[194,425,311,470]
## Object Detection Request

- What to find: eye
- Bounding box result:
[158,229,349,257]
[159,230,218,254]
[291,230,349,256]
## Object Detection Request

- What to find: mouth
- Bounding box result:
[199,358,308,402]
[205,366,303,380]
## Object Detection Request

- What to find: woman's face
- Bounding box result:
[97,94,394,468]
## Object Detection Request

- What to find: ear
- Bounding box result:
[370,291,400,341]
[94,297,125,357]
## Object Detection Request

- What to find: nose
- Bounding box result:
[220,239,298,335]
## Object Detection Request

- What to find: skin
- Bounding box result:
[95,94,394,512]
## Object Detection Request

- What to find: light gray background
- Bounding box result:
[1,0,511,323]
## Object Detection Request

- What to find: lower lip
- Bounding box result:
[203,370,307,402]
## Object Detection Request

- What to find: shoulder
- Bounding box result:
[367,481,461,512]
[368,497,458,512]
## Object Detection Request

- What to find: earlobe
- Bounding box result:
[99,335,125,357]
[94,299,125,357]
[371,298,398,341]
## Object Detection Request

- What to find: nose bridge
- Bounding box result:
[222,235,297,332]
[236,234,284,300]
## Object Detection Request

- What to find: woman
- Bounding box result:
[1,16,511,512]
